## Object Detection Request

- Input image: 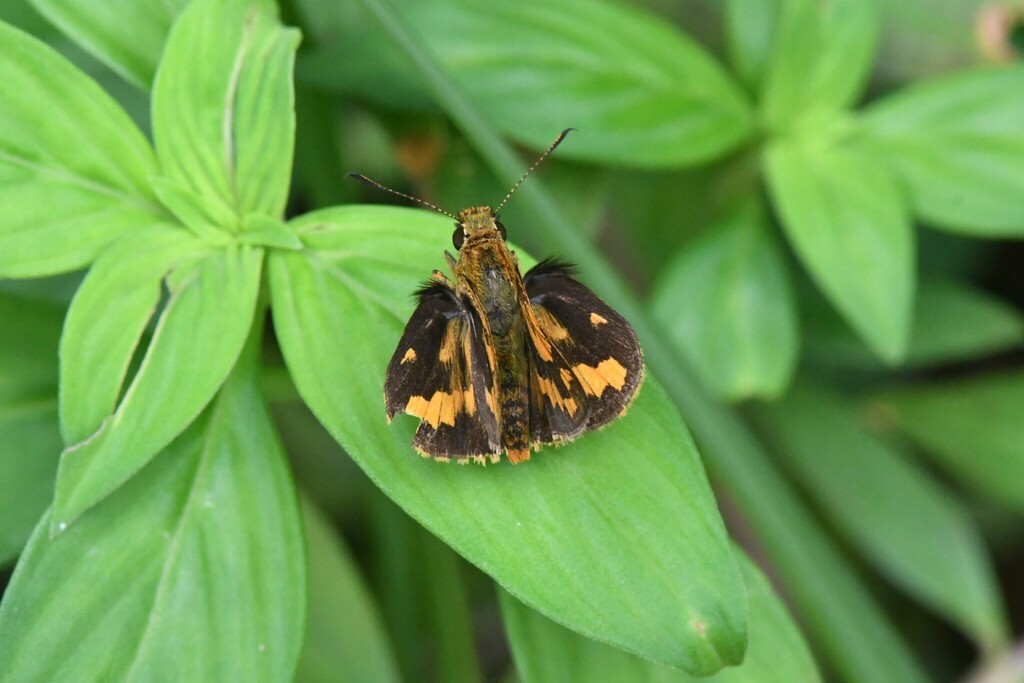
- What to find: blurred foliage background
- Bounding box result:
[2,0,1024,681]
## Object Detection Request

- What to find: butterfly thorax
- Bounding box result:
[452,217,532,461]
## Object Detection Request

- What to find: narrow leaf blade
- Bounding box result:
[805,278,1024,370]
[755,383,1008,650]
[761,0,877,129]
[0,335,305,682]
[724,0,781,93]
[53,246,263,529]
[652,201,797,401]
[152,0,300,221]
[28,0,188,89]
[59,225,207,445]
[862,66,1024,235]
[879,370,1024,514]
[766,138,914,362]
[0,20,164,277]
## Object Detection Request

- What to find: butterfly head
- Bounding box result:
[347,128,572,253]
[452,206,507,250]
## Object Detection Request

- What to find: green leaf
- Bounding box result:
[724,0,780,93]
[765,137,914,362]
[651,201,797,401]
[755,383,1008,651]
[269,206,748,675]
[906,280,1024,363]
[805,278,1024,370]
[240,215,304,250]
[761,0,878,130]
[501,548,820,683]
[59,225,207,445]
[151,176,239,241]
[53,245,263,530]
[152,0,300,224]
[862,66,1024,236]
[407,0,753,167]
[0,330,305,681]
[0,20,165,277]
[28,0,187,89]
[0,293,63,565]
[297,496,401,683]
[878,370,1024,515]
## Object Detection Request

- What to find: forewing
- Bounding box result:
[385,282,500,461]
[523,259,645,439]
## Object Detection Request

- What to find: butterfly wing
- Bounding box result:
[522,259,644,444]
[385,281,501,462]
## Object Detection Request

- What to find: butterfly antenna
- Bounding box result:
[347,173,457,220]
[495,128,574,214]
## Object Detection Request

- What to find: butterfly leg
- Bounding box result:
[430,269,453,286]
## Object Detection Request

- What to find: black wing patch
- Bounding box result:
[384,281,500,462]
[523,259,644,443]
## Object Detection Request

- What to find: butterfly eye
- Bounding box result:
[495,220,507,240]
[452,226,465,250]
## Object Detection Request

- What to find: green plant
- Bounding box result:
[1,0,1022,681]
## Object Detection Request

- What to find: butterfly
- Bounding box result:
[352,130,644,464]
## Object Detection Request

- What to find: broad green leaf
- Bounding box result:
[765,137,914,362]
[59,224,207,445]
[651,201,797,401]
[297,496,401,683]
[724,0,780,93]
[53,246,262,530]
[502,548,819,683]
[755,383,1008,650]
[878,370,1024,514]
[152,0,300,224]
[862,66,1024,236]
[805,278,1024,370]
[0,20,164,277]
[408,0,753,167]
[347,4,929,678]
[0,331,305,682]
[269,206,748,674]
[761,0,877,130]
[0,293,63,565]
[28,0,187,89]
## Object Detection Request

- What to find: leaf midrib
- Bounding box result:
[0,150,164,218]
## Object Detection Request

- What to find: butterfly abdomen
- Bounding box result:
[495,328,531,463]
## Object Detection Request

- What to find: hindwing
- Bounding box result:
[521,258,645,444]
[384,280,501,462]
